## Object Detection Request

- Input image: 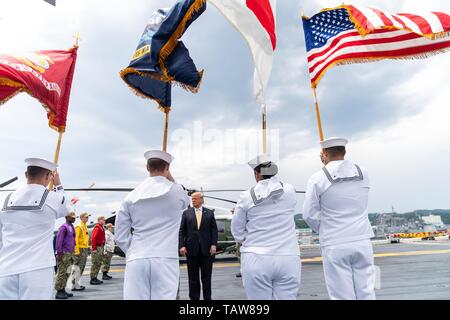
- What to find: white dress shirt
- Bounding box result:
[302,160,374,247]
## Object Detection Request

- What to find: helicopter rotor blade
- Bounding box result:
[0,187,305,195]
[202,189,306,194]
[0,177,18,189]
[64,188,134,192]
[203,195,237,204]
[201,189,246,193]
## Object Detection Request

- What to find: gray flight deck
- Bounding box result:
[69,241,450,300]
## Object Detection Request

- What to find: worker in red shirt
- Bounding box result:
[90,216,107,285]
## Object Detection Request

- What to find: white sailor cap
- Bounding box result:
[144,150,174,164]
[320,137,348,149]
[24,158,57,172]
[248,154,278,176]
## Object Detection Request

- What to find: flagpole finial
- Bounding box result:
[300,7,308,19]
[73,32,81,48]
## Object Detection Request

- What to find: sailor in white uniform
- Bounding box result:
[0,158,69,300]
[231,155,301,300]
[303,138,376,300]
[115,150,190,300]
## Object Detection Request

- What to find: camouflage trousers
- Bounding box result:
[102,252,113,273]
[90,246,105,279]
[72,248,89,288]
[55,252,74,290]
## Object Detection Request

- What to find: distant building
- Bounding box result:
[421,215,446,232]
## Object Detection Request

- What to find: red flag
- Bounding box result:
[0,47,78,132]
[70,197,80,206]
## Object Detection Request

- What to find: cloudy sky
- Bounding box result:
[1,0,449,221]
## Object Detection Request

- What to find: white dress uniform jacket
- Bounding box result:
[115,176,190,300]
[0,184,69,300]
[302,160,374,246]
[231,176,301,300]
[302,160,376,300]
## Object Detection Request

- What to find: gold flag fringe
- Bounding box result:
[119,69,171,112]
[0,78,24,106]
[429,31,450,40]
[158,0,206,81]
[120,66,204,93]
[171,69,204,93]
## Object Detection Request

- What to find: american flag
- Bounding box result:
[302,5,450,88]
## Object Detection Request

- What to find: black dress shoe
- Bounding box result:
[72,286,86,291]
[102,273,112,280]
[236,273,242,278]
[90,278,103,285]
[55,290,68,300]
[63,290,74,298]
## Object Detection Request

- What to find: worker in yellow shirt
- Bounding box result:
[71,212,90,291]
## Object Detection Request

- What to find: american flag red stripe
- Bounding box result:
[310,39,450,86]
[397,13,432,34]
[307,29,413,63]
[391,15,409,30]
[302,5,450,87]
[346,5,450,37]
[345,5,373,31]
[308,30,425,75]
[371,8,394,27]
[308,30,450,86]
[433,12,450,30]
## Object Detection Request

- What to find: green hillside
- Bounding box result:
[296,210,450,228]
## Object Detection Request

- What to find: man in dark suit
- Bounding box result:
[179,192,218,300]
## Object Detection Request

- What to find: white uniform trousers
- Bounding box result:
[241,253,301,300]
[123,258,179,300]
[0,267,54,300]
[321,239,376,300]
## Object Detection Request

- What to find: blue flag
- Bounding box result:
[120,0,206,110]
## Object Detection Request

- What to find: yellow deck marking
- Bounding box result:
[83,249,450,274]
[374,249,450,258]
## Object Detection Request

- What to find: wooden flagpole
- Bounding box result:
[312,87,325,141]
[162,108,170,152]
[53,131,64,164]
[48,131,63,190]
[301,9,324,142]
[48,33,80,190]
[262,103,267,154]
